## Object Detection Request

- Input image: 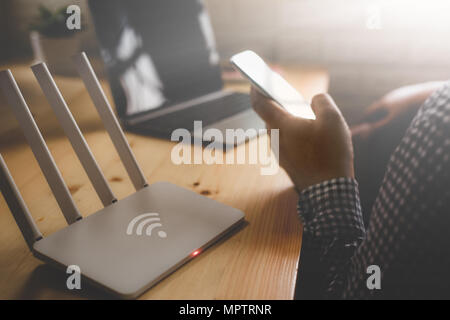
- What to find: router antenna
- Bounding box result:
[0,70,82,224]
[0,154,43,250]
[31,62,117,206]
[72,52,148,191]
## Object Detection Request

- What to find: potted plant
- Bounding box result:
[29,5,82,75]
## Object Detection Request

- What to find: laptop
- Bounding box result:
[88,0,265,145]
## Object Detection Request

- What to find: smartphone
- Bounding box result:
[230,50,316,120]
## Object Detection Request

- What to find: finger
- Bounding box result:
[364,107,389,124]
[369,115,392,131]
[362,98,391,123]
[365,100,383,115]
[350,123,371,136]
[350,123,372,140]
[352,114,392,140]
[250,87,290,127]
[310,93,342,120]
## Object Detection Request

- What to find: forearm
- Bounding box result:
[387,81,447,110]
[295,178,365,299]
[412,81,447,102]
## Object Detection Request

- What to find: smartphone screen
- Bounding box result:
[230,50,316,120]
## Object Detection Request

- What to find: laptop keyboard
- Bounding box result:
[134,92,251,133]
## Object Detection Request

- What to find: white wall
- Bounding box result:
[3,0,449,123]
[205,0,450,122]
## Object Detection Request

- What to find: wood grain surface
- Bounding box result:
[0,63,328,299]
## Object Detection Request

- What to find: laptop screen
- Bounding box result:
[88,0,223,117]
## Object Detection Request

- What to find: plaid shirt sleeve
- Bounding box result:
[296,178,366,299]
[295,81,450,299]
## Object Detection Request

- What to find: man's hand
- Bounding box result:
[351,82,445,140]
[251,88,354,192]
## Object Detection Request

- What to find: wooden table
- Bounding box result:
[0,63,328,299]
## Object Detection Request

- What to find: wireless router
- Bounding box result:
[0,53,245,299]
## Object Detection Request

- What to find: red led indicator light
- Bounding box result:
[191,250,200,257]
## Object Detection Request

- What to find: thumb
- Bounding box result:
[250,87,289,128]
[365,100,384,115]
[310,93,343,121]
[368,114,393,131]
[362,99,390,123]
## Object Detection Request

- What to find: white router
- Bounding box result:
[0,53,244,299]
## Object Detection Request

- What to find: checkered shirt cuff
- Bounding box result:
[297,178,365,239]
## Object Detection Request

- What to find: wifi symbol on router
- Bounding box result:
[126,213,167,238]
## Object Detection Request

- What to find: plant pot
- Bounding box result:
[30,30,80,76]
